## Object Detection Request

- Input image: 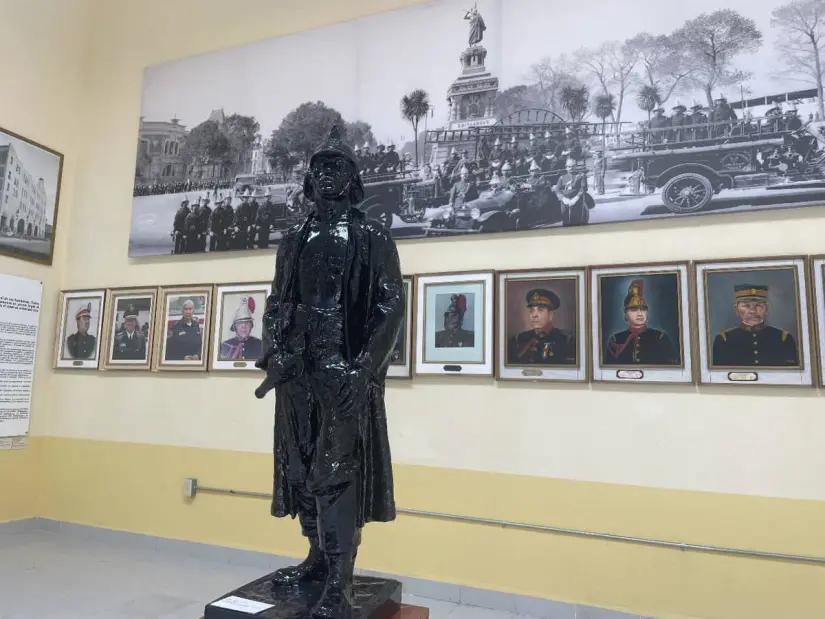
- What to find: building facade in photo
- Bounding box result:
[0,142,48,239]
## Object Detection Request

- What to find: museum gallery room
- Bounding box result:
[3,0,825,618]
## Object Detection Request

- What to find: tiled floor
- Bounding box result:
[0,526,544,619]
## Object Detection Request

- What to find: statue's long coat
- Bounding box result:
[262,206,404,527]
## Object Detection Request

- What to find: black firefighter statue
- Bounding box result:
[254,125,405,618]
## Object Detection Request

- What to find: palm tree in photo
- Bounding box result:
[636,84,662,125]
[560,84,590,122]
[593,93,617,146]
[400,89,431,166]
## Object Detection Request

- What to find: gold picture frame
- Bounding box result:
[152,285,213,372]
[101,287,158,371]
[495,267,587,383]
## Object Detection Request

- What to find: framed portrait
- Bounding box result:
[101,287,158,371]
[414,271,494,376]
[809,255,825,385]
[496,268,586,382]
[695,256,813,387]
[0,126,64,265]
[153,285,213,371]
[54,290,105,369]
[387,276,414,379]
[589,262,693,384]
[209,282,272,371]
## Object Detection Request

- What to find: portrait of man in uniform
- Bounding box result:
[598,272,682,367]
[218,294,264,361]
[156,288,212,370]
[704,270,802,369]
[434,292,475,348]
[64,301,98,360]
[504,279,577,367]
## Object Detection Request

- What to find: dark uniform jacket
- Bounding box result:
[66,332,96,359]
[508,327,575,365]
[112,330,147,360]
[164,319,202,360]
[604,327,678,366]
[434,328,474,348]
[261,206,404,527]
[220,336,263,361]
[711,323,799,367]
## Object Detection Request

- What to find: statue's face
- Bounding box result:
[310,153,355,200]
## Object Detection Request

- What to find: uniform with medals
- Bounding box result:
[66,303,96,359]
[507,288,575,365]
[604,280,679,366]
[112,305,147,360]
[434,293,475,348]
[711,284,799,367]
[219,296,264,360]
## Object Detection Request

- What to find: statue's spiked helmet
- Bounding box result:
[303,124,365,204]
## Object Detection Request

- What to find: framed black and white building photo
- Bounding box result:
[695,256,813,386]
[415,271,494,376]
[589,262,693,384]
[387,276,415,379]
[496,268,586,382]
[54,289,106,370]
[0,126,64,265]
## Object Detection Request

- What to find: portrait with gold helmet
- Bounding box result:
[590,262,693,384]
[209,282,272,371]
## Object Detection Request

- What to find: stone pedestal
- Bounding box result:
[204,573,403,619]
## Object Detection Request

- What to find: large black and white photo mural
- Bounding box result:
[129,0,825,257]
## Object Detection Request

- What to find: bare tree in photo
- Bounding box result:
[673,9,763,106]
[400,89,431,166]
[771,0,825,120]
[575,44,613,101]
[628,32,693,105]
[606,40,640,130]
[527,54,583,116]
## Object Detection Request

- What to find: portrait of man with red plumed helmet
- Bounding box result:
[435,292,475,348]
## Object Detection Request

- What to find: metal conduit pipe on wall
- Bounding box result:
[184,479,825,566]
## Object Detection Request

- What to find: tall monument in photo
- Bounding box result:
[431,4,500,167]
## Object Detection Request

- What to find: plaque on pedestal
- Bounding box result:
[204,573,402,619]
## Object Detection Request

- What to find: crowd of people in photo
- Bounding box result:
[133,177,234,197]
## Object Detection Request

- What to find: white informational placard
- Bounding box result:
[209,596,275,614]
[0,274,43,438]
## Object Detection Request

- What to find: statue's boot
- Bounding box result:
[271,508,326,586]
[310,550,356,619]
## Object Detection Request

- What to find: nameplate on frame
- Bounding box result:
[616,370,644,380]
[728,372,758,382]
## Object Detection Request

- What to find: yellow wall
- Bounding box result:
[0,0,93,518]
[3,1,825,618]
